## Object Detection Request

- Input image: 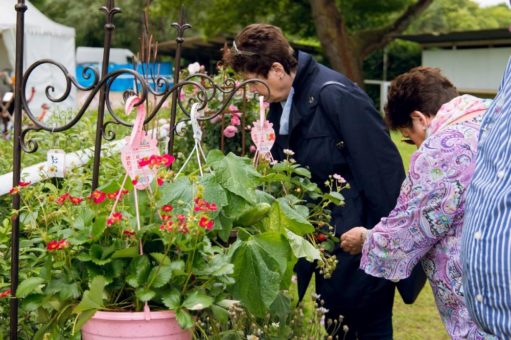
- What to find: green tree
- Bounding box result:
[409,0,511,33]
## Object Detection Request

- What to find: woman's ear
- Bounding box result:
[271,62,286,79]
[410,110,431,129]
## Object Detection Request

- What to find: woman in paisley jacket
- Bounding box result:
[341,67,491,339]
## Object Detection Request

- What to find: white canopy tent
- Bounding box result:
[0,0,76,116]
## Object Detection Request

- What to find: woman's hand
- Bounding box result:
[340,227,368,255]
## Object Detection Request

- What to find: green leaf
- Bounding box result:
[285,230,321,262]
[89,244,112,265]
[157,177,193,206]
[135,287,156,302]
[91,215,107,240]
[72,276,105,314]
[206,149,224,166]
[17,277,45,298]
[234,203,271,227]
[182,291,214,310]
[231,240,282,317]
[293,167,311,178]
[72,309,96,334]
[161,289,181,310]
[147,265,173,288]
[195,254,233,277]
[254,232,291,274]
[21,294,44,311]
[269,292,291,325]
[211,304,229,325]
[126,255,151,288]
[325,191,345,205]
[212,153,261,203]
[150,252,171,265]
[176,309,194,329]
[112,247,138,259]
[201,174,229,208]
[263,199,314,236]
[170,260,186,276]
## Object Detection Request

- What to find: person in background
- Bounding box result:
[461,53,511,338]
[340,67,491,339]
[223,23,405,339]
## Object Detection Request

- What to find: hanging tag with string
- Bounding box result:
[175,103,207,178]
[251,96,275,166]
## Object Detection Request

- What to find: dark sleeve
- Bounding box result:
[319,85,405,227]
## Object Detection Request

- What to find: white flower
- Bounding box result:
[333,173,347,183]
[271,322,280,329]
[187,62,201,75]
[311,292,321,300]
[343,325,349,333]
[283,149,295,156]
[317,307,329,314]
[246,335,259,340]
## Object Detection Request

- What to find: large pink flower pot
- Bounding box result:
[82,310,192,339]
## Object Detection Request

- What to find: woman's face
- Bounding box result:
[243,62,294,103]
[398,111,432,148]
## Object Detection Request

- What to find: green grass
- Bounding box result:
[391,132,449,339]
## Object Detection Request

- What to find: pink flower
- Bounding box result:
[249,145,256,153]
[209,114,223,124]
[223,125,238,138]
[228,104,239,113]
[230,114,241,126]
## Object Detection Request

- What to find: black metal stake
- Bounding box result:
[91,0,121,190]
[11,1,27,338]
[168,7,190,155]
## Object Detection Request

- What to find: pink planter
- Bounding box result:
[82,310,192,340]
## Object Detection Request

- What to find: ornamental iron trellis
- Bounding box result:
[9,1,269,338]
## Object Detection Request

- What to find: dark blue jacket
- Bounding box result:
[268,51,405,315]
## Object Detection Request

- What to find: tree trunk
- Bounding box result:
[309,0,433,86]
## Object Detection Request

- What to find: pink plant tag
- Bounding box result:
[120,96,159,190]
[251,96,275,153]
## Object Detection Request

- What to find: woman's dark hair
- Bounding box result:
[222,24,298,77]
[384,66,459,130]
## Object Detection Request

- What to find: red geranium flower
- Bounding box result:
[107,212,123,226]
[122,229,136,237]
[88,190,106,204]
[19,181,31,187]
[69,196,83,205]
[161,154,175,167]
[47,240,60,251]
[0,289,11,298]
[161,205,173,212]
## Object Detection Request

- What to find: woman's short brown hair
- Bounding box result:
[223,24,298,77]
[384,66,459,130]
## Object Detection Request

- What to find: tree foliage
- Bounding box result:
[32,0,511,82]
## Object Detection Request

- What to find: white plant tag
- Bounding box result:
[46,149,66,177]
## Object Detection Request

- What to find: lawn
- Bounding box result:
[391,132,449,339]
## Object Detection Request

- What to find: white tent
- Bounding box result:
[0,0,76,116]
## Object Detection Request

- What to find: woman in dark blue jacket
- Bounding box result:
[224,24,405,339]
